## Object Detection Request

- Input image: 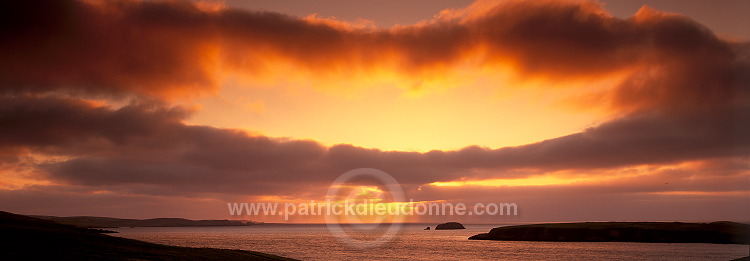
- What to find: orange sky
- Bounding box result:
[185,65,623,151]
[0,0,748,223]
[184,0,748,152]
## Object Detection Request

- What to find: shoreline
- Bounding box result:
[0,211,296,261]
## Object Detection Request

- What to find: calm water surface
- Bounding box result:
[112,224,749,260]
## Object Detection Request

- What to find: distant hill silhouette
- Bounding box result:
[33,215,257,228]
[0,211,294,260]
[469,221,750,244]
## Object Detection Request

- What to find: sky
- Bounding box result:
[0,0,748,223]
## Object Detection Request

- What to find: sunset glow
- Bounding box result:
[429,175,595,187]
[0,0,748,225]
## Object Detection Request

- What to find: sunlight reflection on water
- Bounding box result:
[112,224,749,260]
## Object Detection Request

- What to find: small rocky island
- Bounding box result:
[435,222,465,230]
[469,221,750,244]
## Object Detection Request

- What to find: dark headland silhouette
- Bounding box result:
[0,211,294,261]
[469,221,750,244]
[32,214,257,228]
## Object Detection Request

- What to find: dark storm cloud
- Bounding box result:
[1,0,744,106]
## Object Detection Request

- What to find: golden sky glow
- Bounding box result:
[429,175,592,187]
[427,164,662,187]
[0,0,748,223]
[185,68,622,151]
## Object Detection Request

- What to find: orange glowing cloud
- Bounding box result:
[4,0,735,107]
[1,0,749,222]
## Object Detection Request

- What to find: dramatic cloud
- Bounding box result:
[1,94,746,195]
[0,0,748,220]
[2,0,746,102]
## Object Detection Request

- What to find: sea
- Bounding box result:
[111,223,749,260]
